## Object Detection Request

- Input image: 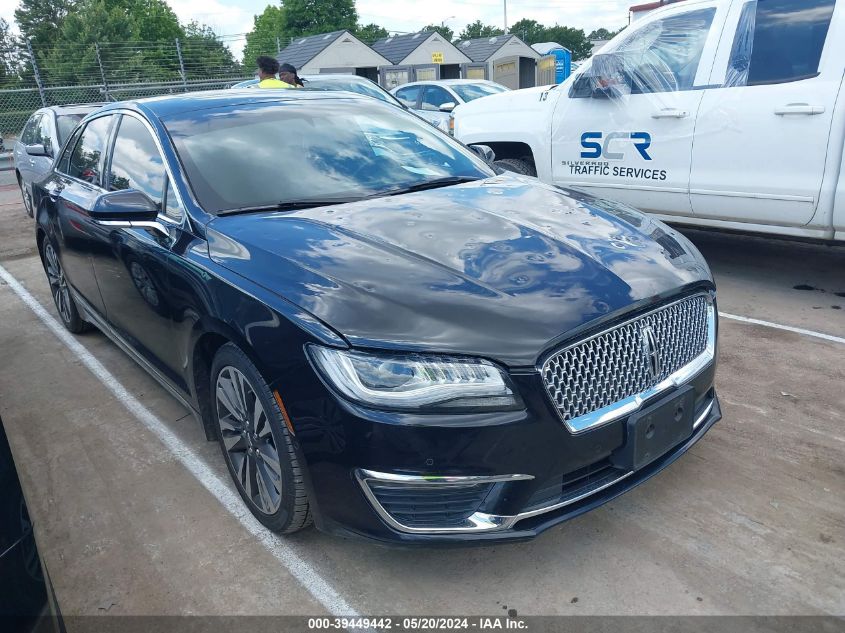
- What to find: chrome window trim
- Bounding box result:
[540,294,716,435]
[358,398,715,535]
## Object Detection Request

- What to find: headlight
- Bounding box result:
[308,346,520,412]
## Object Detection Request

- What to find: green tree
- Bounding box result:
[509,18,545,45]
[181,22,239,80]
[243,4,287,70]
[355,23,388,44]
[458,20,503,40]
[283,0,358,38]
[14,0,75,55]
[543,25,592,60]
[587,27,622,40]
[44,0,185,84]
[0,18,21,86]
[421,24,454,43]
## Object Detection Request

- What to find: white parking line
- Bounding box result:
[0,264,360,617]
[719,312,845,345]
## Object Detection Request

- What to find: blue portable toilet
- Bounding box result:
[531,42,572,83]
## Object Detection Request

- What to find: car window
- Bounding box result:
[108,115,165,208]
[450,83,507,103]
[163,179,183,221]
[20,114,42,145]
[165,100,493,214]
[610,8,717,94]
[57,127,83,174]
[725,0,835,87]
[56,114,86,146]
[394,85,421,108]
[68,116,113,186]
[420,86,454,111]
[34,114,53,154]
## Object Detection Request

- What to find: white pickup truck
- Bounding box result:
[453,0,845,242]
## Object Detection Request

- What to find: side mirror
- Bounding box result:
[91,189,160,222]
[25,143,49,157]
[589,53,630,99]
[469,144,496,163]
[439,101,457,113]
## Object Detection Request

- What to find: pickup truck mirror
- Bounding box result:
[25,143,49,157]
[585,53,630,99]
[439,101,457,113]
[469,144,496,163]
[91,189,160,222]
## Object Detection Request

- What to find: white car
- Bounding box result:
[454,0,845,242]
[391,80,508,133]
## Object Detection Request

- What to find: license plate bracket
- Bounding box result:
[611,386,695,471]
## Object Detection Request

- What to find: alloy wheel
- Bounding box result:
[21,185,33,217]
[44,243,72,324]
[215,366,283,514]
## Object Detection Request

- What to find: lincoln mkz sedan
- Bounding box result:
[33,91,720,544]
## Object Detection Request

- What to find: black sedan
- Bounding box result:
[33,91,720,544]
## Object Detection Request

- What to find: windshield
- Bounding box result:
[451,83,508,103]
[303,77,402,107]
[56,113,85,145]
[165,99,493,214]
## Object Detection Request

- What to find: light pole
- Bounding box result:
[441,16,455,28]
[504,0,508,33]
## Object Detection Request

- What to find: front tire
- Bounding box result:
[210,343,312,533]
[20,183,33,218]
[41,241,91,334]
[494,157,537,177]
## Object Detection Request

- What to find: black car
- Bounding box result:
[0,417,47,622]
[33,91,720,544]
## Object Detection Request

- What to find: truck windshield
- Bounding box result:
[165,99,493,214]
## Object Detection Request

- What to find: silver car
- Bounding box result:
[14,104,102,217]
[390,80,509,133]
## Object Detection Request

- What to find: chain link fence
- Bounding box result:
[1,38,253,138]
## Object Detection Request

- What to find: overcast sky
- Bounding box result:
[2,0,632,58]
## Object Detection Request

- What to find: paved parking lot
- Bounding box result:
[0,168,843,618]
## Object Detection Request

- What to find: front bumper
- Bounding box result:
[288,356,720,545]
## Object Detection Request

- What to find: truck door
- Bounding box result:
[550,1,726,217]
[690,0,842,228]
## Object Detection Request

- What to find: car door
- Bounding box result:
[419,85,456,132]
[550,1,726,216]
[50,114,117,317]
[690,0,842,227]
[90,112,186,387]
[14,113,41,189]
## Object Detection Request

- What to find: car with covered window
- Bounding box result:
[32,90,720,544]
[392,79,509,132]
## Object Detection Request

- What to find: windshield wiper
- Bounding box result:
[380,176,482,197]
[218,197,364,216]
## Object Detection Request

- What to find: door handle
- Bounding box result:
[774,103,825,115]
[651,108,689,119]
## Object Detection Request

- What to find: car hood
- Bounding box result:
[206,175,712,367]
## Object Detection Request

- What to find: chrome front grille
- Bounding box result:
[542,294,714,433]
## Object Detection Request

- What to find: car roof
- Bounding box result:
[97,89,379,119]
[395,79,501,89]
[38,103,105,116]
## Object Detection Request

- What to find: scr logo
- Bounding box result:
[580,132,652,161]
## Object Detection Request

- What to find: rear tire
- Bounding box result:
[17,177,33,218]
[40,241,91,334]
[494,157,537,177]
[210,343,312,534]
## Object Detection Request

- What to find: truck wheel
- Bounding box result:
[494,158,536,177]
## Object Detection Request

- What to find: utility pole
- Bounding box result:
[175,38,188,91]
[95,43,110,100]
[504,0,508,33]
[26,38,47,107]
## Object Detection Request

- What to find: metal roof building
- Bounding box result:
[454,34,541,89]
[276,30,391,82]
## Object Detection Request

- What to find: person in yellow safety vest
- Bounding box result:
[256,56,294,88]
